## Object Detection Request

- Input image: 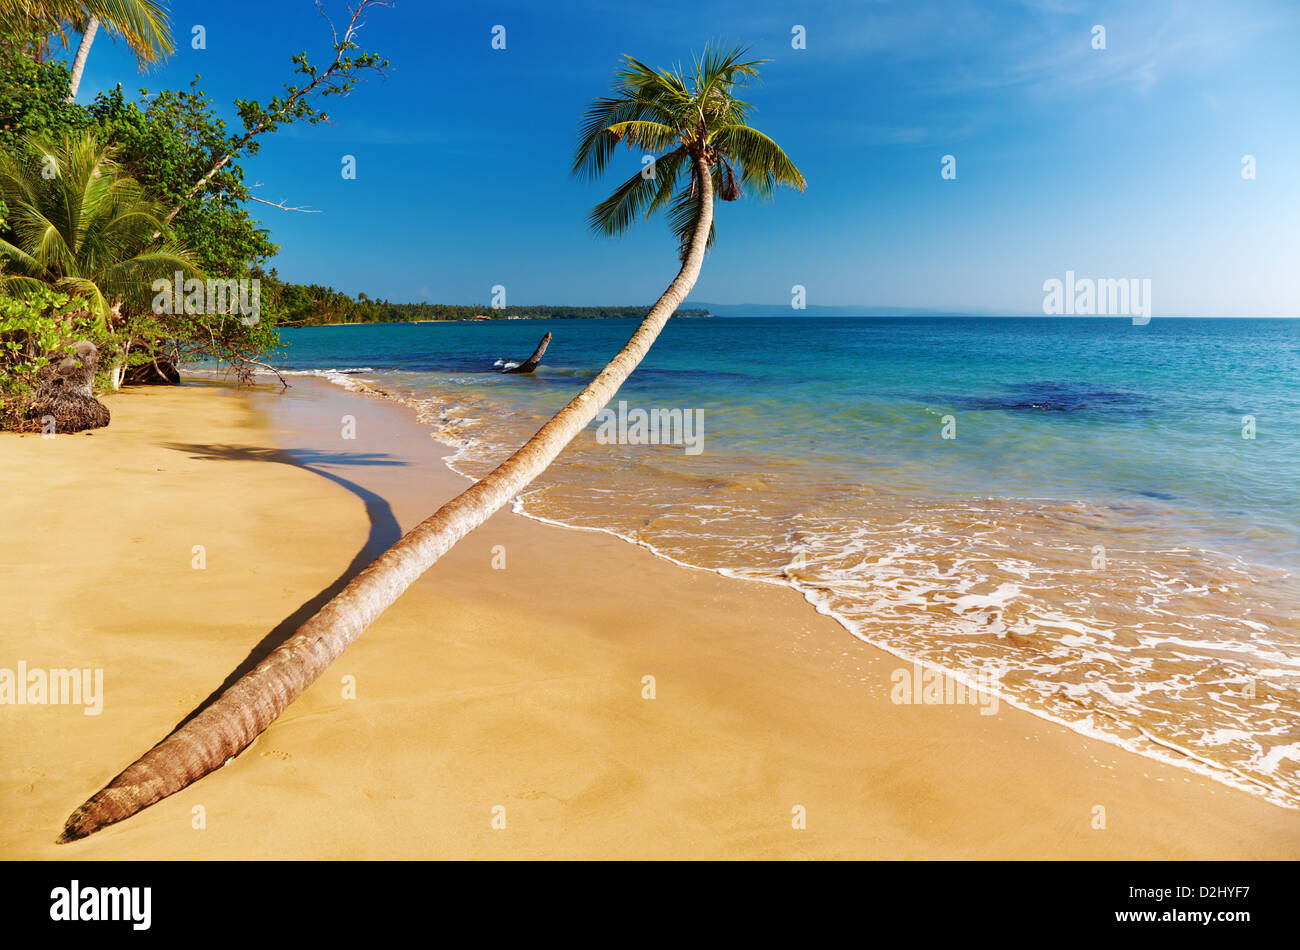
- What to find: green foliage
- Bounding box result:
[0,131,197,321]
[145,303,284,383]
[0,74,279,409]
[0,39,88,150]
[255,271,711,326]
[0,32,277,277]
[0,288,97,381]
[0,287,104,426]
[84,0,175,68]
[88,82,279,275]
[232,37,388,141]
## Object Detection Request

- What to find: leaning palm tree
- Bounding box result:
[15,0,176,100]
[70,1,173,100]
[0,1,173,93]
[0,132,195,385]
[59,43,805,841]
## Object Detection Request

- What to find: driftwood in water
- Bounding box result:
[27,341,111,433]
[502,332,551,374]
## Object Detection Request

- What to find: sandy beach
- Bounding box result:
[2,376,1298,859]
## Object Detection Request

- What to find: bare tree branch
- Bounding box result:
[246,196,322,214]
[237,357,291,389]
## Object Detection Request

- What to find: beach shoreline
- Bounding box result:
[2,376,1298,858]
[278,347,1300,813]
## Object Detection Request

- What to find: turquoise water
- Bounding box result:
[269,317,1300,805]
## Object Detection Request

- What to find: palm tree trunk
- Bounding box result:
[60,157,716,841]
[66,17,100,102]
[108,343,130,392]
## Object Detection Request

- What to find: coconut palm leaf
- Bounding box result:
[0,132,196,325]
[711,124,808,200]
[79,0,174,65]
[575,42,803,256]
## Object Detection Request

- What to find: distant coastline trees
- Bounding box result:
[260,272,713,326]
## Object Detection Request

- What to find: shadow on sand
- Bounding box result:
[156,442,408,737]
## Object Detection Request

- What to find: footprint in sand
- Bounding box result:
[21,768,45,794]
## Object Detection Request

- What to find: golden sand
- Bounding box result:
[1,377,1298,858]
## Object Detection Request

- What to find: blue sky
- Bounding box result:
[74,0,1300,315]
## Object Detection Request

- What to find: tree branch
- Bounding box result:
[238,357,291,390]
[246,192,322,213]
[156,0,389,233]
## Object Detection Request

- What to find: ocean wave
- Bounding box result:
[263,367,382,392]
[270,363,1300,810]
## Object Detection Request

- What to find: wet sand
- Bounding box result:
[2,376,1298,858]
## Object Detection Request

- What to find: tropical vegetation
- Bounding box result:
[0,0,388,428]
[0,132,195,392]
[263,274,712,326]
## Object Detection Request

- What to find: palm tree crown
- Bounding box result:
[573,43,806,259]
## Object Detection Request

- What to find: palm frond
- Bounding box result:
[587,165,661,237]
[83,0,175,65]
[574,43,803,256]
[572,96,673,180]
[0,131,197,316]
[0,235,44,277]
[603,120,678,153]
[711,124,806,200]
